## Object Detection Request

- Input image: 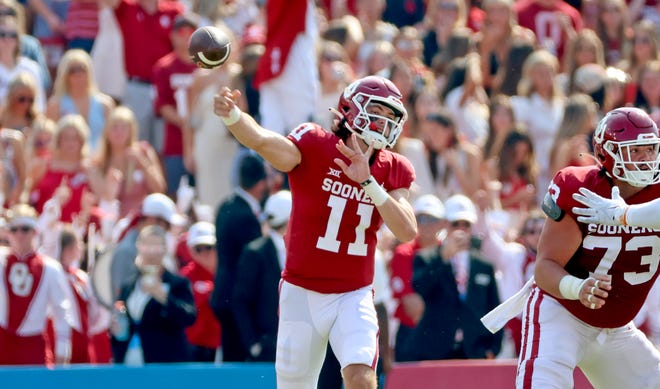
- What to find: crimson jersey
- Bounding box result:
[284,124,415,293]
[115,0,183,81]
[152,52,197,156]
[545,165,660,328]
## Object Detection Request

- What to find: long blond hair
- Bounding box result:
[517,49,562,99]
[94,106,139,173]
[54,113,90,158]
[2,71,39,124]
[51,49,100,101]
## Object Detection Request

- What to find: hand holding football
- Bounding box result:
[188,26,231,69]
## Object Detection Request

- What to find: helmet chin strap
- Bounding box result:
[328,107,343,118]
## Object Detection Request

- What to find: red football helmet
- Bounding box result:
[593,107,660,187]
[335,76,408,149]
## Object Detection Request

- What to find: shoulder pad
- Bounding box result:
[542,191,564,221]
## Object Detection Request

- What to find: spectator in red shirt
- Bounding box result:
[101,0,183,153]
[515,0,582,65]
[180,221,220,362]
[152,13,199,196]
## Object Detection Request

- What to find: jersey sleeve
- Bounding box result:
[286,123,332,152]
[385,152,415,191]
[542,166,602,222]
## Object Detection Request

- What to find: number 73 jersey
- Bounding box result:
[548,165,660,328]
[284,124,415,294]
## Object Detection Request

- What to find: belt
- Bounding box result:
[128,76,151,84]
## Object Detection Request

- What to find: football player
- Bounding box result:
[517,107,660,388]
[214,76,417,389]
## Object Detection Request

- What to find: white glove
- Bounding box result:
[176,176,195,214]
[572,186,628,225]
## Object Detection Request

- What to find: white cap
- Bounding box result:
[141,193,184,226]
[193,203,214,223]
[263,190,292,228]
[187,221,216,247]
[445,194,477,223]
[574,63,606,94]
[413,194,445,219]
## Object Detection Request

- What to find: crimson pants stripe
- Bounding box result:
[520,289,543,389]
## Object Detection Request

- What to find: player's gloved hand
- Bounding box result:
[572,186,628,225]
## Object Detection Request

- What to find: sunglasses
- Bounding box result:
[635,37,652,45]
[194,245,214,254]
[34,138,51,148]
[450,220,472,228]
[0,30,17,39]
[322,55,342,62]
[16,95,34,104]
[417,214,442,224]
[9,225,33,234]
[437,3,458,11]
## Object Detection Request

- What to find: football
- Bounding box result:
[188,26,231,69]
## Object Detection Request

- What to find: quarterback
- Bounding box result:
[214,76,417,389]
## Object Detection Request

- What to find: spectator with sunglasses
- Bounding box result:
[0,204,75,366]
[0,15,45,112]
[1,71,42,132]
[179,221,220,362]
[389,194,446,362]
[0,0,51,92]
[402,194,502,361]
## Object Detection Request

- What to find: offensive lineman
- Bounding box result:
[214,75,417,388]
[517,107,660,388]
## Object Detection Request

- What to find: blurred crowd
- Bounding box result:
[0,0,660,384]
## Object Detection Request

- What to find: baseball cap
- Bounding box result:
[444,194,477,224]
[187,221,216,247]
[141,193,184,225]
[413,194,445,219]
[263,190,292,228]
